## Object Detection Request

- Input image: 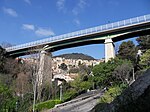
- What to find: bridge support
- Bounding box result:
[104,38,115,62]
[37,50,52,100]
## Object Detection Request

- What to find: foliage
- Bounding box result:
[78,64,91,75]
[136,35,150,51]
[117,41,137,62]
[0,46,6,73]
[99,84,127,103]
[70,75,92,91]
[70,76,81,90]
[79,81,93,90]
[34,100,61,111]
[0,82,17,112]
[92,58,130,87]
[112,62,133,84]
[59,63,68,70]
[140,49,150,67]
[17,93,33,112]
[63,89,78,102]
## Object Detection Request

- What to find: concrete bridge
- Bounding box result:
[6,14,150,62]
[5,14,150,95]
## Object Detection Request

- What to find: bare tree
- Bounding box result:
[26,46,52,112]
[1,42,14,48]
[112,63,133,84]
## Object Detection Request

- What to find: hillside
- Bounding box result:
[54,53,95,60]
[92,69,150,112]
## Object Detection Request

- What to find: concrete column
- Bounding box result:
[104,38,115,62]
[37,50,52,100]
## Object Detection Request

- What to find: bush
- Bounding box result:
[99,85,126,103]
[34,100,61,111]
[0,82,17,112]
[63,89,78,102]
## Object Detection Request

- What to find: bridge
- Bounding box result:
[5,14,150,95]
[6,14,150,62]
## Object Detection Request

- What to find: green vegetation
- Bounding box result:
[136,35,150,51]
[0,46,6,73]
[117,40,137,62]
[63,89,78,102]
[92,58,132,88]
[140,49,150,68]
[0,82,17,112]
[34,100,61,111]
[99,84,127,103]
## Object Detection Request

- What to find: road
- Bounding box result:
[46,90,104,112]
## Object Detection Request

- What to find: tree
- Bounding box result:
[140,49,150,67]
[117,41,137,62]
[92,58,127,87]
[0,46,6,73]
[15,72,32,99]
[59,63,68,71]
[136,35,150,51]
[1,42,13,48]
[112,62,133,84]
[78,64,91,76]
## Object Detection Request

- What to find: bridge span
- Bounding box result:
[6,14,150,62]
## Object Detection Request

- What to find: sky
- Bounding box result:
[0,0,150,59]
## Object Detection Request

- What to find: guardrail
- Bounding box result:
[6,14,150,52]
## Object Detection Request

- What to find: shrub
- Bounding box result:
[99,85,126,103]
[34,100,61,111]
[63,89,78,102]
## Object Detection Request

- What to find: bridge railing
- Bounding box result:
[6,14,150,52]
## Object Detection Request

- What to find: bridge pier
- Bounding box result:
[104,38,115,62]
[37,50,52,100]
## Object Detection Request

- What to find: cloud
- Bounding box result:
[72,0,87,16]
[24,0,31,5]
[22,24,55,37]
[3,7,18,17]
[35,27,55,37]
[74,19,80,26]
[56,0,66,11]
[22,24,35,30]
